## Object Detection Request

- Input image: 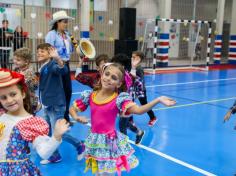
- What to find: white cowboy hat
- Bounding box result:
[49,10,74,26]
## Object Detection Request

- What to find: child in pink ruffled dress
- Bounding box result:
[69,63,176,176]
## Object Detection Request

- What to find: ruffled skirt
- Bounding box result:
[0,158,41,176]
[84,130,139,175]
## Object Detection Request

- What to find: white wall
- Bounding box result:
[169,23,180,57]
[0,8,21,30]
[51,0,77,9]
[123,0,160,19]
[0,0,44,6]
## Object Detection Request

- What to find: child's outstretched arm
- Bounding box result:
[75,56,83,77]
[224,109,233,122]
[74,57,98,89]
[127,96,176,115]
[69,106,89,124]
[224,101,236,122]
[33,119,69,159]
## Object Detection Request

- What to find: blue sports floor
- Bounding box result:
[33,68,236,176]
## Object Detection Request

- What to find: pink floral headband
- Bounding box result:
[101,62,113,73]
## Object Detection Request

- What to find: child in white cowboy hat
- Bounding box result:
[46,10,75,125]
[0,68,69,175]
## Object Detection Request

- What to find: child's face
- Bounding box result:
[37,48,50,63]
[97,60,106,72]
[2,21,8,29]
[16,26,22,33]
[0,85,25,113]
[13,56,28,69]
[131,54,141,64]
[101,66,122,91]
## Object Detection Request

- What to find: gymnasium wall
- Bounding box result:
[0,0,233,68]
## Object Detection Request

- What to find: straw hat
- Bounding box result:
[49,10,74,26]
[0,69,23,88]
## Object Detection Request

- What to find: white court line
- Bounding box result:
[72,91,83,95]
[153,96,236,111]
[83,122,216,175]
[72,78,236,95]
[146,77,236,88]
[128,140,217,176]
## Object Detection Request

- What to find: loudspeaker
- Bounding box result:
[119,8,136,40]
[114,39,138,58]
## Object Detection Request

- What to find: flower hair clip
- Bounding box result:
[101,62,113,73]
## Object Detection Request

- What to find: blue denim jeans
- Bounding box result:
[43,105,84,159]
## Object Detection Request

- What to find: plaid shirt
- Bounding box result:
[14,67,39,111]
[75,72,100,89]
[15,67,38,93]
[128,75,144,100]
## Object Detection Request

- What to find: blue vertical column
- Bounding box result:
[158,0,171,67]
[229,35,236,64]
[215,0,225,65]
[229,0,236,64]
[80,31,90,38]
[80,0,90,39]
[157,33,169,67]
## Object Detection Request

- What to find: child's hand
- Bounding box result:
[53,119,70,141]
[224,109,233,123]
[49,47,64,67]
[74,116,88,124]
[76,56,84,68]
[158,96,176,106]
[49,47,60,59]
[131,57,140,69]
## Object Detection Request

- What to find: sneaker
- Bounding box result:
[77,151,85,161]
[148,117,158,127]
[135,130,145,145]
[77,142,85,161]
[40,154,62,165]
